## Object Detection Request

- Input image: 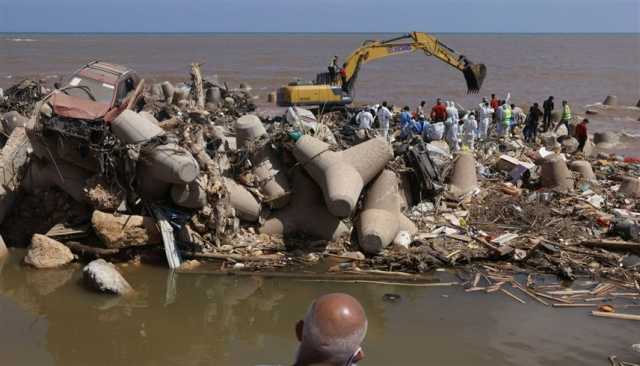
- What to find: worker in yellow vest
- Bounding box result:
[554,100,572,133]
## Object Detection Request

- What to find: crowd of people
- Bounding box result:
[354,94,589,153]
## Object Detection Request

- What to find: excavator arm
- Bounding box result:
[340,32,486,94]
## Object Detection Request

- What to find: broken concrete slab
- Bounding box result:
[358,170,417,255]
[24,234,74,269]
[83,259,133,295]
[0,127,31,224]
[259,169,349,240]
[293,135,393,218]
[91,210,162,249]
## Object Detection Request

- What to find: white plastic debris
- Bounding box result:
[393,231,412,248]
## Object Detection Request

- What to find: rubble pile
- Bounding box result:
[0,64,638,310]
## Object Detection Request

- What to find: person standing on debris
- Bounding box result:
[554,100,572,133]
[500,102,513,139]
[328,56,339,84]
[377,101,393,139]
[444,112,460,152]
[490,93,499,110]
[416,100,426,116]
[446,100,459,124]
[340,63,348,91]
[399,106,414,139]
[523,102,542,143]
[356,108,374,130]
[461,112,478,150]
[575,118,589,152]
[430,98,448,122]
[543,96,554,131]
[477,99,494,141]
[293,293,367,366]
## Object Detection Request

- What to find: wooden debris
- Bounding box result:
[591,311,640,321]
[501,288,526,304]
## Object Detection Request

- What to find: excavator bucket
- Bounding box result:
[463,63,487,94]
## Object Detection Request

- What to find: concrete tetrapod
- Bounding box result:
[540,155,574,192]
[619,177,640,198]
[259,169,349,240]
[24,159,91,203]
[358,170,417,255]
[293,135,393,218]
[446,151,478,200]
[170,180,207,209]
[143,143,200,184]
[603,95,618,106]
[112,110,164,144]
[234,115,290,208]
[593,132,618,149]
[568,160,596,182]
[224,178,261,222]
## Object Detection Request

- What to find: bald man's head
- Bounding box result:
[294,293,367,366]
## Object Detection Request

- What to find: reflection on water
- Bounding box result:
[0,250,637,366]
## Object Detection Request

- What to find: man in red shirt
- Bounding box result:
[575,118,589,152]
[490,93,499,110]
[430,98,447,122]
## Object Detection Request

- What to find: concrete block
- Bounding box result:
[446,151,478,199]
[293,135,393,218]
[620,177,640,198]
[358,170,417,255]
[540,155,574,192]
[112,110,164,145]
[259,169,349,240]
[224,178,261,222]
[83,259,133,295]
[568,160,596,181]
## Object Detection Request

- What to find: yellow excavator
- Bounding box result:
[277,32,486,107]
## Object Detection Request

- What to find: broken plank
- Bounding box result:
[552,303,598,308]
[578,239,640,254]
[591,311,640,321]
[501,289,526,304]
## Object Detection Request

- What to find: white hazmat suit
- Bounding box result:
[462,114,478,150]
[444,114,459,152]
[477,103,494,141]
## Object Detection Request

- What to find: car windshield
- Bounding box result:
[65,76,115,104]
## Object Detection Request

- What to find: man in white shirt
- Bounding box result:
[376,101,393,139]
[356,108,374,130]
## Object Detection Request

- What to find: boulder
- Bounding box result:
[24,234,74,269]
[91,210,162,249]
[83,259,133,295]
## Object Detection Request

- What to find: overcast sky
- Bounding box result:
[0,0,638,33]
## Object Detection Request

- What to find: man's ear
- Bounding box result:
[354,349,365,362]
[295,320,304,342]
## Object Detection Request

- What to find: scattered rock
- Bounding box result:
[91,210,162,249]
[24,234,74,269]
[83,259,133,295]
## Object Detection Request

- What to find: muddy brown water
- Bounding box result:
[2,33,640,137]
[0,250,637,366]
